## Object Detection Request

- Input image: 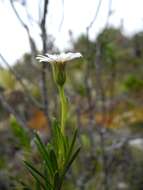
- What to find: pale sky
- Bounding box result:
[0,0,143,64]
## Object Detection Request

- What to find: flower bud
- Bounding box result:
[53,63,66,87]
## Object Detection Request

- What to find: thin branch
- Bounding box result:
[10,0,50,127]
[99,128,110,190]
[94,40,109,190]
[10,0,37,60]
[105,0,113,28]
[86,0,103,36]
[0,53,43,108]
[40,0,49,53]
[41,62,49,116]
[40,0,50,127]
[10,0,27,28]
[95,42,106,111]
[93,14,109,190]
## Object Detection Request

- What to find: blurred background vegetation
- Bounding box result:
[1,0,143,190]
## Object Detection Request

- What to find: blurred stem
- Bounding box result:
[58,86,68,135]
[41,62,50,128]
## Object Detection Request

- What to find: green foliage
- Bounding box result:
[22,119,80,190]
[123,75,143,92]
[0,69,16,90]
[10,115,30,150]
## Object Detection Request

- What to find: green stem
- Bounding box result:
[58,86,68,135]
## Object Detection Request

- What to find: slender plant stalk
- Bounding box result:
[58,86,68,135]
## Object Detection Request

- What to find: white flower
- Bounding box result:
[36,52,82,64]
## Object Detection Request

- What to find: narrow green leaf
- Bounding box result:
[49,149,58,172]
[24,163,47,190]
[24,161,45,179]
[51,120,63,154]
[43,164,53,190]
[65,129,78,164]
[18,180,32,190]
[23,187,32,190]
[35,133,53,176]
[61,147,81,181]
[51,119,68,159]
[65,147,81,173]
[22,187,32,190]
[24,161,53,190]
[35,181,42,190]
[53,171,60,190]
[61,134,68,157]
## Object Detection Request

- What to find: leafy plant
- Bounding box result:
[20,52,83,190]
[23,120,80,190]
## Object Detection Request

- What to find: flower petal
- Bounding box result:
[36,55,56,63]
[36,52,83,64]
[64,52,82,62]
